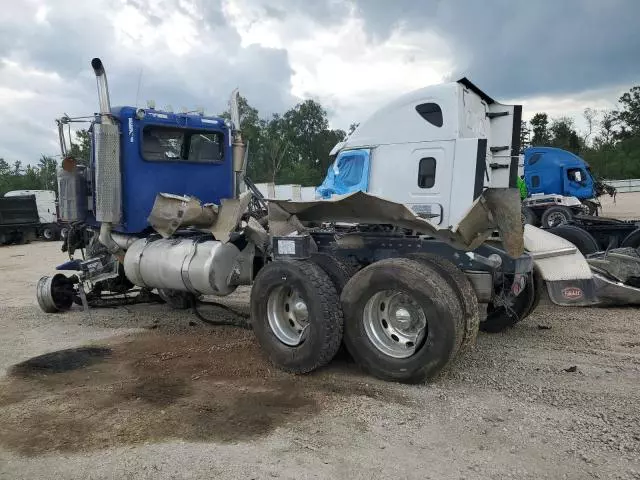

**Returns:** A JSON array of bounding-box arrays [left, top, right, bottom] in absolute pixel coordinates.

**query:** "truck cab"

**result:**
[[319, 78, 522, 227], [523, 147, 595, 200], [60, 106, 234, 234]]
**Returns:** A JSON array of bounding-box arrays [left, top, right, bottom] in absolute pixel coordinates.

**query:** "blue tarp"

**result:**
[[316, 149, 370, 199]]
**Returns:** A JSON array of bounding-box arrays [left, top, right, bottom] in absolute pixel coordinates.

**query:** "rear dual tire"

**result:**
[[250, 257, 477, 383], [341, 258, 473, 383]]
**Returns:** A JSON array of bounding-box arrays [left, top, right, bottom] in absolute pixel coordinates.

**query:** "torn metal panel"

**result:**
[[209, 192, 252, 243], [267, 189, 525, 257], [455, 188, 524, 257], [148, 193, 218, 238], [148, 193, 252, 244], [244, 216, 270, 251], [587, 248, 640, 285], [267, 202, 307, 237]]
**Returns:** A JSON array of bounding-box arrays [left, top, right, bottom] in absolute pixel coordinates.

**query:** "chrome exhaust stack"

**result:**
[[91, 57, 123, 257], [91, 58, 113, 121], [229, 89, 247, 198]]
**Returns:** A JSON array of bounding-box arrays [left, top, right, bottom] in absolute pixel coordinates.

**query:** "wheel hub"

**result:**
[[363, 290, 427, 358], [267, 285, 309, 346]]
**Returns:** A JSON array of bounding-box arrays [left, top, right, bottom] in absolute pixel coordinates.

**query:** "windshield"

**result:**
[[142, 126, 224, 163]]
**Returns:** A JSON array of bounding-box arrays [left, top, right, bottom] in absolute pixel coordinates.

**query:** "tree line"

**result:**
[[0, 132, 89, 196], [221, 97, 348, 186], [1, 83, 639, 197], [521, 85, 640, 179]]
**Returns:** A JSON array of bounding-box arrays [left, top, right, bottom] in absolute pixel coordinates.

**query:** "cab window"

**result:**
[[142, 126, 224, 163], [567, 168, 586, 184], [418, 157, 437, 188]]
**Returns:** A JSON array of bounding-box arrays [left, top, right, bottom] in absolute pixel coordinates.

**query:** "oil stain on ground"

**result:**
[[0, 328, 411, 456]]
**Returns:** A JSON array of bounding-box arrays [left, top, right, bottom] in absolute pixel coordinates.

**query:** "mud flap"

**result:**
[[545, 279, 599, 306], [523, 225, 599, 306]]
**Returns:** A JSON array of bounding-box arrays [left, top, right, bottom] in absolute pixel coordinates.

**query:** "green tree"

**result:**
[[583, 108, 598, 146], [260, 115, 293, 184], [612, 86, 640, 139], [520, 120, 531, 152], [280, 99, 345, 185], [68, 129, 91, 165], [38, 156, 58, 193], [549, 117, 583, 154], [581, 85, 640, 180], [530, 113, 551, 146]]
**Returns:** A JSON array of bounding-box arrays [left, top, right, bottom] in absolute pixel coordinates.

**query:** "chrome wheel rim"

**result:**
[[363, 290, 427, 358], [267, 285, 309, 346]]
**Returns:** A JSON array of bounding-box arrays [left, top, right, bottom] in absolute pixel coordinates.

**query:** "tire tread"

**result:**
[[341, 257, 464, 383], [251, 260, 343, 374]]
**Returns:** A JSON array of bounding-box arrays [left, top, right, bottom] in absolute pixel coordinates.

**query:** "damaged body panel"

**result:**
[[524, 225, 640, 306], [267, 189, 524, 258]]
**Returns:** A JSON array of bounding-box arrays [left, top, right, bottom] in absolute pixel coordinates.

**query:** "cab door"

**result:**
[[368, 141, 454, 226]]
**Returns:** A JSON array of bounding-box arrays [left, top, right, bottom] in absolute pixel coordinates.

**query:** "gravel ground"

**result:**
[[0, 240, 639, 480], [599, 192, 640, 220]]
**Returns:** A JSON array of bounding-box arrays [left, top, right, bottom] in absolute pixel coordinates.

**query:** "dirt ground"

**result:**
[[599, 192, 639, 220], [1, 200, 639, 479]]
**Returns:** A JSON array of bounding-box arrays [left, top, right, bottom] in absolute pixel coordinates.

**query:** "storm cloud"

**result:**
[[0, 0, 638, 164], [351, 0, 640, 97]]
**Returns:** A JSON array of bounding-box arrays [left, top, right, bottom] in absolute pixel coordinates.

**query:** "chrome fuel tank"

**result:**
[[123, 237, 240, 296]]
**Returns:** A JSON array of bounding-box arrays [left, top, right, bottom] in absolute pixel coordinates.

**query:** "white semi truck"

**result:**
[[322, 79, 639, 309]]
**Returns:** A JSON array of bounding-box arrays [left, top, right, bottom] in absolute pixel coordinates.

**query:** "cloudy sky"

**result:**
[[1, 0, 639, 165]]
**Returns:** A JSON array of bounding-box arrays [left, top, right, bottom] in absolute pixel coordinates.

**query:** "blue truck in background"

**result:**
[[524, 147, 596, 201], [519, 147, 640, 255], [521, 146, 617, 228]]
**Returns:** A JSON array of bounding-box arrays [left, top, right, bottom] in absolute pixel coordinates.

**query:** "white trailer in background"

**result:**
[[4, 190, 60, 240], [300, 186, 316, 201], [254, 183, 319, 201]]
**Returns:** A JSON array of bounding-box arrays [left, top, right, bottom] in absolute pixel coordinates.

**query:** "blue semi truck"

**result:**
[[519, 147, 640, 254], [35, 58, 549, 383], [521, 146, 617, 228]]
